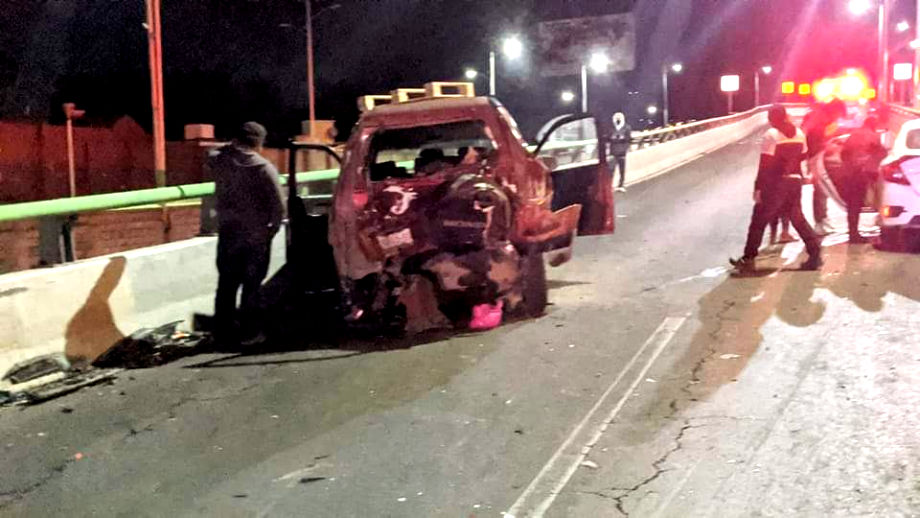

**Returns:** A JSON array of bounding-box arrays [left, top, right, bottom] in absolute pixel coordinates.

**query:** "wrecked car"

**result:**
[[286, 82, 614, 333]]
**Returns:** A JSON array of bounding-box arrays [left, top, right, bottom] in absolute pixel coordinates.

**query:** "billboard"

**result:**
[[536, 13, 636, 77]]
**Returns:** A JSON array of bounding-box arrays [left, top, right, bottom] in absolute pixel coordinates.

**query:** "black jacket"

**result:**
[[609, 123, 632, 155], [211, 145, 285, 240]]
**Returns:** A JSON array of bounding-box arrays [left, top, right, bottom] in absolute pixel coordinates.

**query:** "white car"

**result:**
[[878, 118, 920, 251]]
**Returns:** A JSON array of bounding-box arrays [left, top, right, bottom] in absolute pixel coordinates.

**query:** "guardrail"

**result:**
[[0, 105, 787, 226]]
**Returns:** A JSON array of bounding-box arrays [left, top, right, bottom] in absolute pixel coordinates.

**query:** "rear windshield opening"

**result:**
[[906, 129, 920, 149], [368, 120, 495, 181]]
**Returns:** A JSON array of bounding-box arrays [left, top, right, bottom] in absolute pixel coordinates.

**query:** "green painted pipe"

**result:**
[[0, 168, 341, 223]]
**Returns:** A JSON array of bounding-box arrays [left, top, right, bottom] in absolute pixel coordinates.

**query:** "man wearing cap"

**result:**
[[211, 121, 284, 343]]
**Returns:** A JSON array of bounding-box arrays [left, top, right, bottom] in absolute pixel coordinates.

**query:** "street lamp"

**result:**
[[755, 65, 773, 107], [897, 19, 910, 32], [848, 0, 892, 103], [304, 1, 341, 140], [661, 62, 683, 126], [580, 51, 610, 112], [560, 90, 576, 103], [489, 35, 523, 96], [647, 105, 659, 115], [464, 68, 479, 80]]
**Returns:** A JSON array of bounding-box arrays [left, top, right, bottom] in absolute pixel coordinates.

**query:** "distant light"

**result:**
[[848, 0, 872, 16], [866, 87, 877, 99], [815, 80, 836, 100], [898, 20, 910, 33], [798, 83, 812, 96], [720, 74, 740, 93], [588, 52, 610, 74], [781, 81, 796, 94], [911, 39, 920, 49], [464, 68, 478, 80], [502, 36, 524, 60], [761, 65, 773, 75], [893, 62, 913, 81], [647, 105, 659, 115], [560, 90, 576, 103], [846, 67, 858, 75], [671, 63, 683, 73]]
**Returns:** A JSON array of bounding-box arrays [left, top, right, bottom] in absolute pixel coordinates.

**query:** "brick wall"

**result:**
[[0, 204, 202, 275]]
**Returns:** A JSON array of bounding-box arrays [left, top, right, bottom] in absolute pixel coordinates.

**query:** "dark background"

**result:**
[[0, 0, 916, 142]]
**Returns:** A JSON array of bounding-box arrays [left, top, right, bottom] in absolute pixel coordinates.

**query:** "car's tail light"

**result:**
[[881, 160, 911, 185], [881, 205, 905, 218]]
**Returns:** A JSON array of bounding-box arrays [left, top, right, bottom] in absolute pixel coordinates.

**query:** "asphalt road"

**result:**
[[3, 134, 920, 517]]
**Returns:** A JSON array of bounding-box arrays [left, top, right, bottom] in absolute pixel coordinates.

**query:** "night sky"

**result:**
[[0, 0, 916, 142]]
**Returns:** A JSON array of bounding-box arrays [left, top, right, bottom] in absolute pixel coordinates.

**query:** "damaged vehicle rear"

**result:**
[[287, 83, 613, 334]]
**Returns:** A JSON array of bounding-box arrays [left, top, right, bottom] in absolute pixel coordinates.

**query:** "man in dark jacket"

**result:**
[[840, 117, 886, 243], [211, 121, 285, 341], [609, 112, 632, 192], [730, 105, 822, 273]]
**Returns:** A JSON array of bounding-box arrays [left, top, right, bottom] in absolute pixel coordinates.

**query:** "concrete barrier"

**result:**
[[0, 233, 285, 376], [626, 110, 768, 185]]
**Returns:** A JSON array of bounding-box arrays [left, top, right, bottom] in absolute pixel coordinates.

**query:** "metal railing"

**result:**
[[0, 105, 786, 226]]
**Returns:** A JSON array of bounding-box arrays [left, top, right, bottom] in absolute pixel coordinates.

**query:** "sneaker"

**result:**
[[848, 234, 870, 244], [729, 256, 756, 274], [800, 255, 823, 271], [615, 186, 627, 193]]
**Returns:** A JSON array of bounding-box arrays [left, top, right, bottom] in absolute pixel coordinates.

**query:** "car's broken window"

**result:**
[[368, 120, 495, 181]]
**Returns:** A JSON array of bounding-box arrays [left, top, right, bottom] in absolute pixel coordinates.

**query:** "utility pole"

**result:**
[[145, 0, 166, 187], [878, 0, 892, 103], [489, 51, 496, 96], [63, 103, 85, 197], [914, 0, 920, 106], [306, 0, 316, 139]]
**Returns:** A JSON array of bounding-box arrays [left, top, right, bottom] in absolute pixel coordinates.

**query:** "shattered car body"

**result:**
[[288, 89, 612, 333]]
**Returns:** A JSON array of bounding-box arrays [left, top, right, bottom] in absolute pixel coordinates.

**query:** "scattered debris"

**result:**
[[645, 378, 657, 383], [93, 321, 209, 369], [580, 460, 600, 469], [2, 354, 69, 385], [719, 353, 741, 360], [397, 497, 407, 502], [299, 477, 325, 485], [60, 406, 74, 414], [74, 452, 84, 460], [513, 429, 524, 435]]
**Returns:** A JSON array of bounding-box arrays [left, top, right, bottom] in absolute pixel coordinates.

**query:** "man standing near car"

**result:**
[[731, 105, 822, 273], [803, 99, 846, 235], [609, 112, 632, 192], [840, 117, 886, 243], [211, 121, 285, 344]]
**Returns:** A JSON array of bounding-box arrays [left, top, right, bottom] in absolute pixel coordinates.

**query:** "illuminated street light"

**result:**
[[755, 65, 773, 107], [588, 52, 610, 74], [489, 35, 525, 96], [647, 105, 659, 115], [662, 62, 683, 125], [848, 0, 872, 15], [898, 20, 910, 32], [502, 36, 524, 60], [464, 68, 478, 80], [560, 90, 576, 103]]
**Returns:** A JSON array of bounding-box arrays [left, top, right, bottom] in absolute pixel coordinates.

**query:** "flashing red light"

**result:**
[[798, 83, 811, 95]]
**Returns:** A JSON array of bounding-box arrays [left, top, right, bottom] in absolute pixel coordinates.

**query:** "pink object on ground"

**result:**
[[469, 301, 503, 330]]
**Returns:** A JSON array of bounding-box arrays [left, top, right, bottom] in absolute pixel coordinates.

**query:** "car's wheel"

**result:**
[[518, 252, 547, 317], [878, 226, 904, 252]]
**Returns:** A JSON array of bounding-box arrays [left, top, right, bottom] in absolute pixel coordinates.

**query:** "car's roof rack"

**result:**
[[357, 82, 476, 112]]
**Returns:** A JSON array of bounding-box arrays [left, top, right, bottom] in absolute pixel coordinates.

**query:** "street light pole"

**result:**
[[489, 51, 496, 96], [580, 64, 588, 112], [879, 0, 892, 103], [305, 0, 316, 139], [661, 66, 670, 126], [145, 0, 166, 187]]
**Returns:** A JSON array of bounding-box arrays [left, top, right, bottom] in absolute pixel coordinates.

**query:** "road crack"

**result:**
[[605, 418, 702, 517]]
